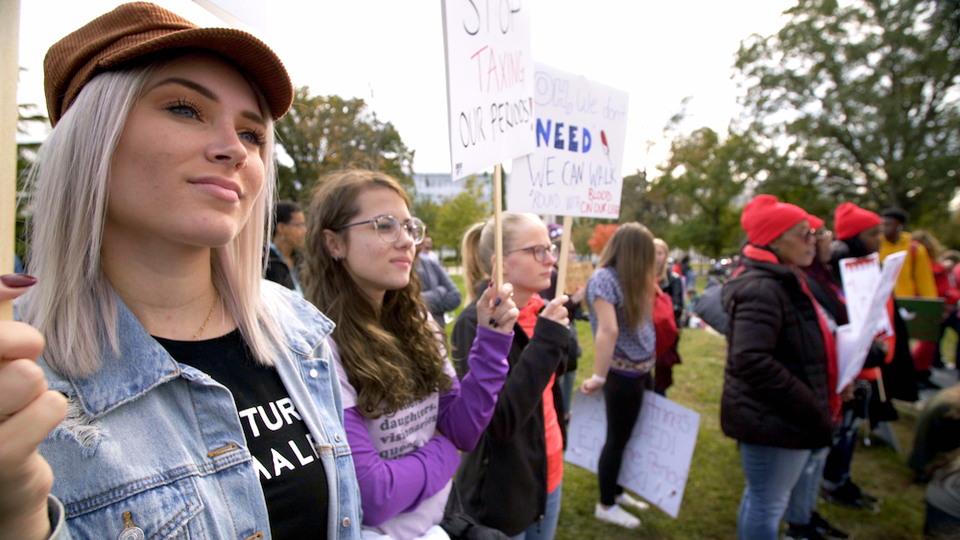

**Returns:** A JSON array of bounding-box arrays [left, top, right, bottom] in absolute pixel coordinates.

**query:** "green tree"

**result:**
[[654, 127, 749, 258], [275, 86, 415, 202], [735, 0, 960, 233], [433, 176, 489, 257], [15, 102, 48, 261]]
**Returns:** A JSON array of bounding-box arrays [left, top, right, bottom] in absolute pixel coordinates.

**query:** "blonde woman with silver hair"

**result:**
[[0, 3, 361, 539]]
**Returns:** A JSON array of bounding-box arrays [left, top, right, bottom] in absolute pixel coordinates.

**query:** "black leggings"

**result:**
[[598, 371, 648, 505]]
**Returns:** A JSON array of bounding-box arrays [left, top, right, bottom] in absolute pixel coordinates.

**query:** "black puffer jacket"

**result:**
[[451, 296, 568, 536], [720, 255, 833, 449]]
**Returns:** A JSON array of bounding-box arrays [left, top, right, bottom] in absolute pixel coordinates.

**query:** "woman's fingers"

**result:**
[[0, 275, 37, 304], [0, 360, 50, 422], [0, 322, 45, 363], [0, 389, 67, 460]]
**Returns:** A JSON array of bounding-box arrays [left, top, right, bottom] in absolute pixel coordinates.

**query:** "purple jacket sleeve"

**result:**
[[437, 325, 513, 451], [343, 407, 461, 527]]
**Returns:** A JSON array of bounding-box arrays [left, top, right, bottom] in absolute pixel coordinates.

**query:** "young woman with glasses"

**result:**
[[452, 214, 570, 540], [301, 170, 519, 540]]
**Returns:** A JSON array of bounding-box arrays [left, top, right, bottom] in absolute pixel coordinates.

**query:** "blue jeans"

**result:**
[[738, 443, 811, 540], [511, 481, 562, 540], [784, 446, 829, 525]]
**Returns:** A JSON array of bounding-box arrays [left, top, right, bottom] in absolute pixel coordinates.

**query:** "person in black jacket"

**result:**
[[452, 214, 570, 540], [722, 195, 836, 540], [266, 200, 305, 294]]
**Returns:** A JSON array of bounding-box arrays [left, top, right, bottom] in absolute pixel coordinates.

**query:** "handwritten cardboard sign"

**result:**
[[507, 63, 629, 218], [836, 251, 907, 392], [563, 261, 594, 293], [565, 390, 700, 518], [441, 0, 536, 181]]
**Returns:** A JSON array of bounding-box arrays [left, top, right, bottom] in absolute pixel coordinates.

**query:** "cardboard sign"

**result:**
[[441, 0, 536, 180], [507, 63, 629, 218], [563, 261, 594, 294], [565, 390, 700, 519], [836, 251, 907, 392]]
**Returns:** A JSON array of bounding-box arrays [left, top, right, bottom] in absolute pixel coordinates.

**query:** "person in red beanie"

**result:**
[[721, 195, 837, 540], [822, 202, 908, 513]]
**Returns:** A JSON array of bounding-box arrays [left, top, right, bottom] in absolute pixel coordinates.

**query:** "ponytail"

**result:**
[[461, 222, 486, 304]]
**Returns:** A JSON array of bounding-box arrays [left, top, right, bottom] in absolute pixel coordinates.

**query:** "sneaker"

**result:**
[[784, 524, 827, 540], [594, 503, 641, 529], [615, 492, 650, 511], [810, 511, 849, 539]]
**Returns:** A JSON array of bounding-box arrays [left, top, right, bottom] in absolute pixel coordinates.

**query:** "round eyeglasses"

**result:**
[[337, 215, 426, 245], [505, 244, 558, 262]]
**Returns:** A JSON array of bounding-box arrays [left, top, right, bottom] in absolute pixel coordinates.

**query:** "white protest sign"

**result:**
[[507, 63, 629, 218], [441, 0, 536, 180], [565, 390, 700, 518], [192, 0, 268, 32], [839, 253, 880, 334], [836, 251, 907, 392]]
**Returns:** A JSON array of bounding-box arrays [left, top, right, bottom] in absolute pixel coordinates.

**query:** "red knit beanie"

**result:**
[[834, 202, 881, 240], [808, 214, 825, 230], [741, 195, 811, 246]]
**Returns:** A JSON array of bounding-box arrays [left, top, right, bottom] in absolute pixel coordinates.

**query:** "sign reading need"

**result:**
[[508, 63, 629, 219]]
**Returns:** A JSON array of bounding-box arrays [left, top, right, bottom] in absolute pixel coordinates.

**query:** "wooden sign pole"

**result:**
[[555, 215, 573, 297], [0, 0, 20, 321], [493, 164, 503, 287]]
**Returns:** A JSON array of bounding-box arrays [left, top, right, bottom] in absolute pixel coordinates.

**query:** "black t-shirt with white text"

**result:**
[[155, 330, 329, 540]]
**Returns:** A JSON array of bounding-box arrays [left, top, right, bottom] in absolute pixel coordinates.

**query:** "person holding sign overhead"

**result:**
[[301, 170, 518, 540], [721, 195, 836, 540], [0, 4, 363, 539], [580, 223, 657, 530], [453, 214, 570, 540]]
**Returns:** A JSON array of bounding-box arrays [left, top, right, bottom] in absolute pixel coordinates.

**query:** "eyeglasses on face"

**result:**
[[336, 215, 426, 245], [505, 244, 558, 262]]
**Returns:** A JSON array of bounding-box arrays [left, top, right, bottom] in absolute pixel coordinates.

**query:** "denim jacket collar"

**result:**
[[70, 281, 334, 418]]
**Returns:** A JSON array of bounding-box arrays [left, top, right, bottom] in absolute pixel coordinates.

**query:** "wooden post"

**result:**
[[0, 0, 20, 321], [555, 215, 573, 297], [494, 164, 503, 287]]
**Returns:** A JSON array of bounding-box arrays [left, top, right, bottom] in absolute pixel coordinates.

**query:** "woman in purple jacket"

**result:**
[[301, 170, 519, 540]]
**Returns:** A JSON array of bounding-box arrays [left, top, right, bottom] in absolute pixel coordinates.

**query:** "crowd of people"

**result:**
[[1, 4, 959, 540]]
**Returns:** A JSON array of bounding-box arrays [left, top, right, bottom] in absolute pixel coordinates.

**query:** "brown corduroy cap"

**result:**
[[44, 2, 293, 126]]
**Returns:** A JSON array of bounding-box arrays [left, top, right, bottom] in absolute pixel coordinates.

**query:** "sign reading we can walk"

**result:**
[[508, 63, 629, 218], [441, 0, 536, 180]]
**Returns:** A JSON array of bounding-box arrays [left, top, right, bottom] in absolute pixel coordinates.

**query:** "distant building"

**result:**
[[413, 172, 493, 204]]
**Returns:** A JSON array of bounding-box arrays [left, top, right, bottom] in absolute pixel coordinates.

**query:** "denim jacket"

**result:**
[[27, 281, 361, 540]]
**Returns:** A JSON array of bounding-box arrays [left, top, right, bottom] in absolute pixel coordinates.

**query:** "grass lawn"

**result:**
[[444, 274, 926, 539]]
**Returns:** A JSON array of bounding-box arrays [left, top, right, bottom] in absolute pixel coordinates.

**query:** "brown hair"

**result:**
[[912, 230, 944, 261], [301, 169, 451, 418], [460, 213, 545, 304], [596, 222, 656, 329]]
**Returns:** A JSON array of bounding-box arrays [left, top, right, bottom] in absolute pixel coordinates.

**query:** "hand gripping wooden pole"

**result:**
[[0, 0, 21, 321]]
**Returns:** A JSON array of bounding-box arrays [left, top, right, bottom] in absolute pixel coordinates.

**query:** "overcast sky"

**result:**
[[17, 0, 797, 176]]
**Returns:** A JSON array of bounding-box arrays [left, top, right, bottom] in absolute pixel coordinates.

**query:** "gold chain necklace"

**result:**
[[192, 290, 220, 340]]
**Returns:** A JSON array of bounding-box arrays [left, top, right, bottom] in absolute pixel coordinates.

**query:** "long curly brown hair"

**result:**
[[301, 170, 451, 418]]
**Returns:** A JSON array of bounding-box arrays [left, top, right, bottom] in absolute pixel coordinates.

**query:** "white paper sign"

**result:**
[[836, 251, 908, 392], [507, 63, 629, 218], [839, 253, 880, 334], [565, 390, 700, 518], [441, 0, 536, 180], [192, 0, 268, 32]]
